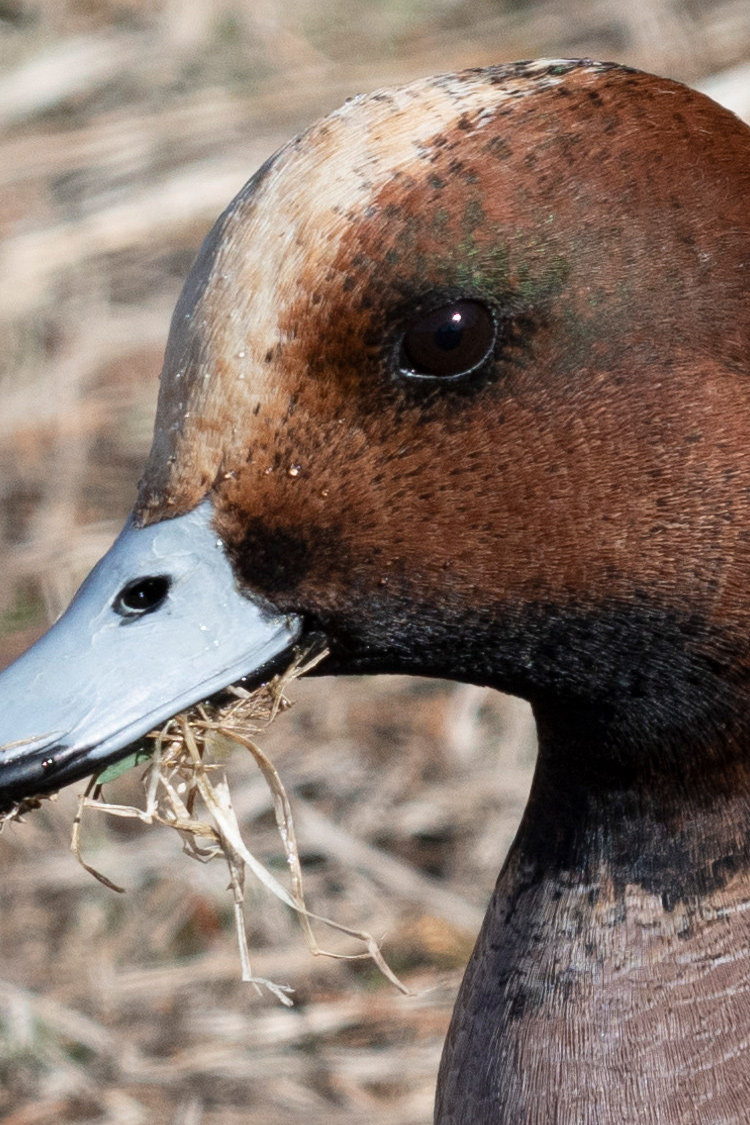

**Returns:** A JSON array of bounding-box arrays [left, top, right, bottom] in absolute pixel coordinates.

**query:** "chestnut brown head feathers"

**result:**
[[141, 61, 750, 747]]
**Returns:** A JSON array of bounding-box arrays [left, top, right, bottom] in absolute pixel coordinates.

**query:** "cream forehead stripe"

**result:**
[[139, 60, 607, 516]]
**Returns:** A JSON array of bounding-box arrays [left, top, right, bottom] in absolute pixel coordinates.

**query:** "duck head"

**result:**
[[1, 57, 750, 808]]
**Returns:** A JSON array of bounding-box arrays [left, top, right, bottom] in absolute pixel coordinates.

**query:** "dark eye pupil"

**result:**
[[434, 318, 464, 352], [401, 300, 495, 378], [114, 576, 170, 617]]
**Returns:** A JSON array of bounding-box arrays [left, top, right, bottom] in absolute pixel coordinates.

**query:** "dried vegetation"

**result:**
[[0, 2, 748, 1122]]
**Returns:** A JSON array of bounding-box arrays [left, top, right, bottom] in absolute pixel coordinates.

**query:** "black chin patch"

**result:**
[[309, 591, 746, 762], [235, 518, 315, 594]]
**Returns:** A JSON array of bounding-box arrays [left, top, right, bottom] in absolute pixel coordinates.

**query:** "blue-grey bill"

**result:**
[[0, 501, 301, 808]]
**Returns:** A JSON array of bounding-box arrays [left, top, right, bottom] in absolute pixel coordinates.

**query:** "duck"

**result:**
[[2, 57, 750, 1123]]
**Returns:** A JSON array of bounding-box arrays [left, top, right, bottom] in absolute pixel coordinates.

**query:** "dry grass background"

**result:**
[[0, 2, 749, 1123]]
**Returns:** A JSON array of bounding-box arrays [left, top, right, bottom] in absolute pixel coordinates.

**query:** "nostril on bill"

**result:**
[[113, 575, 171, 618]]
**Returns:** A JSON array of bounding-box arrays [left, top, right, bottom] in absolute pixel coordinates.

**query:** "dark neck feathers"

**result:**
[[437, 703, 750, 1124]]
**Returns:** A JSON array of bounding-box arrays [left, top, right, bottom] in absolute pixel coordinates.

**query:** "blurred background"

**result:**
[[1, 3, 749, 1123]]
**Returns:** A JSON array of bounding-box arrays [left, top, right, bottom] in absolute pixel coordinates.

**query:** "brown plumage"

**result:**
[[4, 58, 750, 1122]]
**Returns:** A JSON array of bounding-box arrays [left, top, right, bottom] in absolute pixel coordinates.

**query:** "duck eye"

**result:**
[[400, 300, 496, 379], [113, 576, 171, 618]]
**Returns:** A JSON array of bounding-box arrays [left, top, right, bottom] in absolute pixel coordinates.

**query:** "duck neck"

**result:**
[[437, 704, 750, 1125]]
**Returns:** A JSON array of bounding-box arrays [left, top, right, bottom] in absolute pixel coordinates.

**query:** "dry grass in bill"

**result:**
[[0, 644, 409, 1006]]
